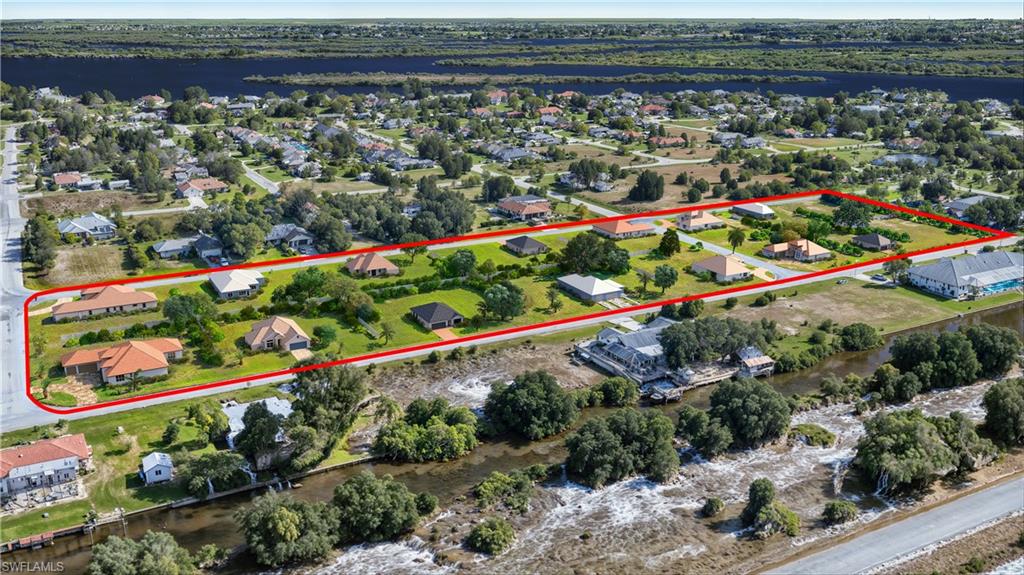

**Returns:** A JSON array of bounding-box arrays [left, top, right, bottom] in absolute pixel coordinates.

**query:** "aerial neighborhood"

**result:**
[[1, 16, 1023, 575]]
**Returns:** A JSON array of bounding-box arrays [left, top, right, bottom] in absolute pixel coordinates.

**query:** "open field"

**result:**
[[20, 190, 187, 217]]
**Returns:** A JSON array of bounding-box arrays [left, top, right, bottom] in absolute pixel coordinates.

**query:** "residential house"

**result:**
[[691, 255, 752, 283], [731, 203, 776, 220], [536, 106, 562, 116], [409, 302, 464, 330], [60, 339, 184, 384], [761, 239, 832, 262], [57, 212, 118, 240], [592, 219, 655, 240], [677, 210, 725, 231], [557, 274, 625, 302], [735, 346, 776, 378], [852, 233, 894, 251], [194, 232, 224, 259], [346, 253, 400, 277], [52, 171, 82, 188], [487, 89, 508, 104], [503, 235, 549, 257], [139, 452, 173, 485], [223, 397, 293, 450], [574, 317, 678, 384], [209, 269, 266, 299], [151, 237, 196, 259], [243, 316, 311, 351], [496, 195, 552, 221], [51, 285, 158, 321], [265, 224, 315, 250], [907, 251, 1023, 300], [176, 177, 228, 199], [0, 434, 92, 499], [945, 195, 989, 220]]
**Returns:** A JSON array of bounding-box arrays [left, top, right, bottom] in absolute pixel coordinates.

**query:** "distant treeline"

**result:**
[[243, 71, 827, 87]]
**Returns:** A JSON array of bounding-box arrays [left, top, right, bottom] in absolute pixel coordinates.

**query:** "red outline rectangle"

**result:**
[[23, 190, 1014, 414]]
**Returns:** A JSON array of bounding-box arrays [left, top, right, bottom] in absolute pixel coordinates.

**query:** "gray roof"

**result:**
[[57, 212, 116, 234], [852, 233, 892, 249], [224, 397, 293, 444], [141, 452, 172, 472], [909, 251, 1023, 289], [410, 302, 463, 324], [597, 317, 677, 357], [193, 232, 223, 252], [152, 236, 195, 253], [557, 274, 624, 297], [947, 195, 988, 212], [505, 235, 547, 252], [266, 223, 312, 243]]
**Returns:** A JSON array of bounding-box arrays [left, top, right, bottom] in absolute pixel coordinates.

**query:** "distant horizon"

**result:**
[[4, 1, 1024, 21]]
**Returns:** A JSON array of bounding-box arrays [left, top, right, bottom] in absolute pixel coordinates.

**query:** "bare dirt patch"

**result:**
[[21, 190, 182, 217]]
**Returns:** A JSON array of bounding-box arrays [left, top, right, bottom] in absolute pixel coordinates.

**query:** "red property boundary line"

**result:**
[[24, 189, 1014, 414]]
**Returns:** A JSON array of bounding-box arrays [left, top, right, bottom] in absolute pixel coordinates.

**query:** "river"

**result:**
[[7, 302, 1022, 573], [2, 55, 1023, 102]]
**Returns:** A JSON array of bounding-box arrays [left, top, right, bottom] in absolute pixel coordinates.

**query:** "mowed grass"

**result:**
[[0, 385, 287, 542]]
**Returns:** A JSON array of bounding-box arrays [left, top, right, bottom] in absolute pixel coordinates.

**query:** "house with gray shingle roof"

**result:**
[[907, 251, 1023, 300], [57, 212, 117, 240]]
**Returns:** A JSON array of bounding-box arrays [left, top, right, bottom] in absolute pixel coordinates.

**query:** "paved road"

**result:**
[[768, 476, 1024, 575], [243, 163, 280, 195]]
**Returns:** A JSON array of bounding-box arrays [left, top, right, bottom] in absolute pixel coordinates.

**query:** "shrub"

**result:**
[[789, 423, 836, 447], [822, 500, 859, 525], [415, 492, 438, 516], [701, 497, 725, 518], [595, 377, 639, 407], [465, 517, 515, 555]]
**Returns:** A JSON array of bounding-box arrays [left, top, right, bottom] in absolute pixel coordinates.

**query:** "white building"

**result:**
[[0, 435, 91, 499], [907, 251, 1023, 300], [222, 397, 293, 450], [139, 452, 174, 485]]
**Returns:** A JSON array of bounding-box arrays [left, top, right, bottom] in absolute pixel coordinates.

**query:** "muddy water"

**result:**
[[10, 303, 1022, 573]]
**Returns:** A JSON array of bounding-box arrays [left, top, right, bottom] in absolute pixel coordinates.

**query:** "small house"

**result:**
[[677, 210, 725, 232], [209, 269, 266, 299], [243, 316, 310, 351], [503, 235, 549, 257], [851, 233, 893, 251], [139, 452, 174, 485], [592, 220, 655, 240], [409, 302, 464, 330], [691, 255, 752, 283], [731, 203, 776, 220], [557, 274, 624, 302], [346, 253, 400, 277]]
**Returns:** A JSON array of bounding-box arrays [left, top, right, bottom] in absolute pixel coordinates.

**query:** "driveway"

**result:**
[[432, 328, 458, 341]]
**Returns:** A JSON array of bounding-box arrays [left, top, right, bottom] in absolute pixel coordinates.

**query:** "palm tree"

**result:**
[[381, 322, 396, 345], [727, 228, 746, 254], [636, 269, 653, 296]]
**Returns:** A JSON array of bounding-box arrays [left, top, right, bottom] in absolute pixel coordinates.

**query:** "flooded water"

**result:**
[[7, 303, 1022, 573]]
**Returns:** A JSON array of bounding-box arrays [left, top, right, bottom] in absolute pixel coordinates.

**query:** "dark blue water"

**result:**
[[2, 56, 1022, 102]]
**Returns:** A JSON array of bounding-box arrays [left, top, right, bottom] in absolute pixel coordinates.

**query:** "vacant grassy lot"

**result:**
[[21, 190, 187, 217]]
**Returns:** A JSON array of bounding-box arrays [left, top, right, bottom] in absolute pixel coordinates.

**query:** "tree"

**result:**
[[23, 214, 59, 270], [178, 451, 249, 498], [226, 222, 265, 259], [465, 517, 515, 555], [162, 421, 180, 445], [964, 324, 1022, 377], [381, 322, 397, 344], [833, 200, 873, 229], [373, 398, 478, 462], [565, 408, 679, 488], [479, 282, 526, 321], [839, 323, 882, 351], [545, 284, 563, 312], [653, 265, 678, 294], [628, 170, 665, 202], [678, 299, 704, 319], [482, 175, 517, 201], [932, 331, 981, 388], [333, 471, 422, 544], [635, 269, 653, 296], [162, 292, 217, 329], [234, 401, 283, 459], [727, 227, 746, 254], [442, 249, 477, 278], [709, 379, 791, 449], [822, 500, 859, 525], [596, 377, 639, 407], [983, 379, 1024, 445], [485, 371, 579, 440], [292, 364, 367, 439], [235, 492, 338, 567], [658, 230, 681, 256], [882, 258, 910, 284], [89, 531, 198, 575], [854, 409, 958, 492], [741, 478, 775, 525]]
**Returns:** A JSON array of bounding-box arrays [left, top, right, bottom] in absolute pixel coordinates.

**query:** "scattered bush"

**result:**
[[465, 517, 515, 555]]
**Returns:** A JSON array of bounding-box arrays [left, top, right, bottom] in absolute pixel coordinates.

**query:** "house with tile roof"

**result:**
[[51, 285, 158, 321], [592, 219, 656, 240], [677, 210, 725, 232], [176, 177, 228, 199], [0, 434, 92, 499], [691, 255, 753, 283], [52, 171, 82, 188], [56, 212, 118, 240], [908, 251, 1023, 300], [346, 253, 400, 277], [61, 339, 183, 384], [761, 239, 832, 262], [209, 269, 266, 299], [243, 316, 311, 351], [496, 195, 552, 221]]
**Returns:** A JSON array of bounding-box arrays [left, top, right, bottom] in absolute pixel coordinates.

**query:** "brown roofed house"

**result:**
[[346, 253, 400, 277], [592, 219, 656, 240], [761, 239, 832, 262], [496, 195, 552, 221], [51, 285, 159, 322], [244, 316, 311, 352], [0, 434, 92, 497], [53, 171, 82, 187], [176, 177, 229, 199], [691, 255, 753, 283], [61, 338, 183, 384]]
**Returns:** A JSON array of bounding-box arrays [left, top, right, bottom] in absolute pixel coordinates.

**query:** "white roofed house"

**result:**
[[731, 203, 776, 220], [209, 269, 266, 299], [557, 274, 625, 302], [56, 212, 118, 240], [139, 452, 174, 485]]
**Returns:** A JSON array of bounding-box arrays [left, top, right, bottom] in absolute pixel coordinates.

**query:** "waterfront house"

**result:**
[[139, 452, 174, 485], [223, 397, 293, 450], [907, 251, 1023, 300], [0, 434, 92, 500]]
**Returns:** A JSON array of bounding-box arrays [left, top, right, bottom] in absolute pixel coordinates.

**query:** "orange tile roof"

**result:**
[[53, 172, 82, 186], [693, 255, 748, 277], [789, 239, 830, 257], [497, 197, 551, 216], [52, 285, 158, 316], [593, 219, 654, 235], [679, 210, 722, 226], [346, 253, 399, 275], [61, 339, 182, 377], [0, 434, 91, 477], [537, 106, 562, 115], [177, 177, 228, 192]]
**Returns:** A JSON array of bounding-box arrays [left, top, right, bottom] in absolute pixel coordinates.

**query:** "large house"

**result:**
[[575, 317, 677, 383], [761, 239, 832, 262], [52, 171, 82, 188], [592, 220, 655, 240], [945, 195, 988, 220], [557, 274, 624, 302], [677, 210, 725, 232], [410, 302, 464, 330], [692, 255, 752, 283], [51, 285, 158, 321], [139, 452, 174, 485], [223, 397, 293, 450], [496, 195, 552, 221], [346, 253, 400, 277], [907, 251, 1023, 300], [60, 339, 184, 384], [266, 224, 315, 250], [0, 434, 92, 499], [56, 212, 118, 240], [152, 232, 223, 259], [503, 235, 549, 257], [243, 316, 311, 351], [209, 269, 266, 299], [175, 177, 228, 199], [731, 203, 776, 220]]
